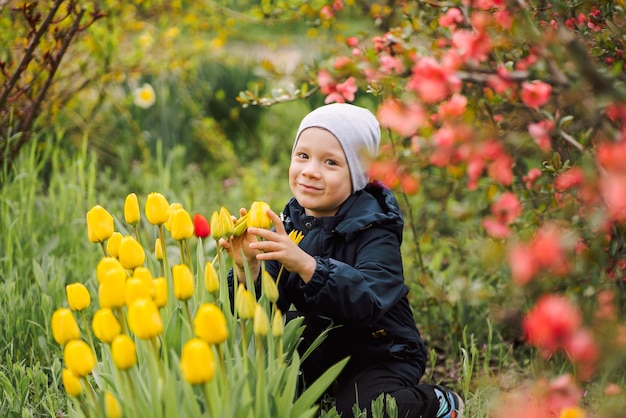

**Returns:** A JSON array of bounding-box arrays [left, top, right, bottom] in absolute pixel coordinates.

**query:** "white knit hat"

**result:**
[[293, 103, 381, 192]]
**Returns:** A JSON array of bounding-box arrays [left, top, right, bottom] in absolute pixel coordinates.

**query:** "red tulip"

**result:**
[[193, 214, 211, 239]]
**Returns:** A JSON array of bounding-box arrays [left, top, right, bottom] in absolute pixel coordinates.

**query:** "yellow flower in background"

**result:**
[[62, 369, 83, 397], [272, 308, 284, 338], [98, 270, 126, 309], [133, 267, 155, 297], [172, 264, 194, 301], [128, 298, 163, 339], [111, 334, 137, 370], [118, 236, 145, 270], [66, 283, 91, 311], [204, 261, 219, 294], [86, 205, 114, 243], [247, 201, 272, 230], [165, 203, 183, 231], [559, 407, 586, 418], [133, 83, 156, 109], [288, 229, 305, 245], [193, 303, 228, 345], [63, 339, 95, 377], [92, 308, 121, 344], [180, 338, 215, 384], [107, 232, 123, 258], [145, 192, 170, 225], [152, 277, 167, 308], [155, 238, 164, 260], [96, 257, 126, 285], [105, 391, 122, 418], [124, 277, 152, 306], [253, 304, 269, 337], [170, 208, 194, 241], [235, 284, 255, 320], [124, 193, 140, 226], [261, 270, 278, 303], [52, 308, 80, 345], [210, 207, 234, 241]]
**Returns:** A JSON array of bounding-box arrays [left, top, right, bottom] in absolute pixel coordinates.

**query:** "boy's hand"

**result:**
[[247, 210, 316, 283]]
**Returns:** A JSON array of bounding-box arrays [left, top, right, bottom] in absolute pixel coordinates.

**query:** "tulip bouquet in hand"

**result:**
[[51, 193, 346, 418]]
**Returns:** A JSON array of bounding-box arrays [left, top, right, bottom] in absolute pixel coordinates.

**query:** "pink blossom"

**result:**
[[320, 5, 334, 19], [508, 244, 538, 285], [377, 99, 427, 138], [555, 167, 584, 191], [346, 36, 359, 48], [487, 153, 514, 186], [332, 0, 343, 11], [523, 295, 582, 356], [439, 8, 464, 27], [487, 65, 514, 95], [438, 94, 468, 120], [521, 80, 552, 108], [482, 217, 511, 238], [563, 329, 599, 379], [493, 10, 513, 29], [407, 57, 458, 103], [452, 30, 492, 63], [523, 167, 543, 189], [492, 192, 522, 223], [379, 55, 404, 74], [596, 139, 626, 172], [600, 172, 626, 221], [528, 120, 554, 152], [466, 156, 484, 190], [333, 56, 353, 70]]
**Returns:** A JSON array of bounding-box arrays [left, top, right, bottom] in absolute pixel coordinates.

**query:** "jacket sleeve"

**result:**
[[300, 225, 408, 326]]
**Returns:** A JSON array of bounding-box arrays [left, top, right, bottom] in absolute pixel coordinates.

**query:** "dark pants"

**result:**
[[334, 364, 440, 418]]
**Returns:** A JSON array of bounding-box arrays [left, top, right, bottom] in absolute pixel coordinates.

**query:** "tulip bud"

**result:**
[[62, 369, 83, 397], [111, 334, 137, 370], [124, 193, 141, 226], [180, 338, 215, 384], [128, 298, 163, 339], [107, 232, 123, 258], [155, 238, 164, 260], [247, 201, 272, 230], [193, 303, 229, 345], [235, 284, 255, 320], [272, 308, 284, 338], [253, 304, 269, 337], [145, 192, 170, 225], [261, 270, 279, 303], [193, 213, 211, 239], [288, 229, 305, 245], [118, 236, 145, 270], [92, 308, 121, 344], [125, 277, 152, 306], [164, 203, 184, 231], [66, 283, 91, 311], [98, 270, 126, 309], [96, 257, 126, 285], [210, 211, 221, 241], [51, 308, 80, 345], [63, 339, 95, 377], [133, 267, 155, 297], [105, 391, 123, 418], [204, 261, 219, 294], [86, 205, 114, 243], [170, 208, 194, 241], [232, 213, 249, 237], [152, 277, 168, 308], [211, 207, 234, 240], [172, 264, 194, 301]]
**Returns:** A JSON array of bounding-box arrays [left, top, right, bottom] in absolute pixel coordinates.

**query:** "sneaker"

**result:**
[[433, 386, 464, 418]]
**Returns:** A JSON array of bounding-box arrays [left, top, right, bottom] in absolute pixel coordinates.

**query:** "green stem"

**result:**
[[133, 225, 140, 243], [100, 241, 108, 257], [203, 382, 215, 417], [115, 307, 128, 335], [178, 240, 186, 265], [81, 376, 104, 418]]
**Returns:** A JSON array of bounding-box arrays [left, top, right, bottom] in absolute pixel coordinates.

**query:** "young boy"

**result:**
[[229, 103, 464, 417]]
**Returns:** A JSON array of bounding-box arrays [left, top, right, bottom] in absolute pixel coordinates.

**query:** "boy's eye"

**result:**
[[296, 152, 309, 159], [325, 159, 338, 166]]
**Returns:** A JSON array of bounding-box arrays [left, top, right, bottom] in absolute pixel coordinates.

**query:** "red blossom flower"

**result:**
[[438, 94, 468, 120], [377, 99, 427, 138], [555, 167, 584, 191], [523, 167, 543, 189], [521, 80, 552, 108], [407, 57, 461, 103], [439, 8, 464, 28], [452, 29, 492, 64], [563, 328, 599, 380], [528, 120, 554, 152], [193, 214, 211, 239]]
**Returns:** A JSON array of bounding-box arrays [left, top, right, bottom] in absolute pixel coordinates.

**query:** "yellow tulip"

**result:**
[[63, 339, 95, 377], [96, 257, 126, 285], [128, 298, 163, 339], [86, 205, 114, 243], [165, 203, 183, 231], [193, 303, 229, 345], [170, 208, 194, 241], [62, 368, 83, 397], [118, 236, 145, 270], [145, 192, 170, 225], [111, 334, 137, 370], [66, 283, 91, 311], [261, 270, 279, 303], [247, 201, 272, 230], [107, 232, 123, 258], [124, 193, 140, 226], [98, 270, 126, 309], [559, 407, 586, 418], [125, 277, 152, 306], [133, 267, 155, 297], [204, 261, 219, 294], [51, 308, 80, 345], [210, 207, 234, 240], [235, 284, 255, 320], [253, 304, 269, 337], [288, 229, 305, 245], [172, 264, 194, 301], [272, 308, 283, 338], [105, 391, 123, 418], [180, 338, 215, 384], [155, 238, 164, 260], [92, 308, 121, 344], [152, 277, 167, 308]]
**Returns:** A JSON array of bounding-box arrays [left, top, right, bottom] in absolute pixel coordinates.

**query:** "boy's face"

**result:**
[[289, 127, 352, 218]]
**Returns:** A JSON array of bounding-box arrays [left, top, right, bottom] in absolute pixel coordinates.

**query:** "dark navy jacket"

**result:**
[[265, 181, 427, 386]]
